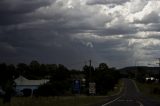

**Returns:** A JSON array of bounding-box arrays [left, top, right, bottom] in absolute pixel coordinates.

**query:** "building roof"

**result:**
[[14, 76, 49, 86]]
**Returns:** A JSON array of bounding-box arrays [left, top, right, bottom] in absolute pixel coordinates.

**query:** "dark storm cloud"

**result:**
[[91, 38, 134, 67], [0, 0, 160, 69], [0, 0, 52, 14], [0, 24, 96, 69], [0, 0, 52, 25], [94, 26, 137, 36]]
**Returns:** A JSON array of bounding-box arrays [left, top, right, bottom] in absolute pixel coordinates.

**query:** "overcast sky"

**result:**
[[0, 0, 160, 69]]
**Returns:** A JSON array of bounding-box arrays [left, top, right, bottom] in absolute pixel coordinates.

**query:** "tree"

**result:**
[[98, 63, 108, 71], [0, 63, 7, 86], [0, 63, 15, 103], [136, 67, 146, 83], [47, 64, 57, 76], [7, 64, 17, 79], [0, 63, 15, 87], [83, 65, 94, 82], [83, 63, 120, 95], [29, 60, 40, 79], [37, 64, 72, 96], [17, 63, 29, 77], [3, 80, 15, 103], [39, 64, 48, 78]]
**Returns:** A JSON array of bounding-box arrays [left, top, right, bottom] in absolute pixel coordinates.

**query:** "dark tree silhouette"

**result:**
[[0, 61, 121, 96], [83, 63, 120, 95]]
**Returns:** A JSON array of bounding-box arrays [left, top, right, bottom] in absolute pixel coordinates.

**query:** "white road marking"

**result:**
[[118, 99, 134, 102], [118, 99, 144, 106], [136, 100, 144, 106], [101, 79, 144, 106], [102, 98, 144, 106], [132, 80, 140, 93], [101, 95, 122, 106], [101, 79, 125, 106]]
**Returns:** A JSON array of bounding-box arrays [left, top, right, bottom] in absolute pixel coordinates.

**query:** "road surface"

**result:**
[[101, 79, 160, 106]]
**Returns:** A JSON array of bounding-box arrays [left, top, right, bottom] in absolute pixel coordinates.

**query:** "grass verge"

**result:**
[[136, 81, 160, 100], [0, 96, 108, 106], [0, 80, 123, 106], [107, 79, 124, 96]]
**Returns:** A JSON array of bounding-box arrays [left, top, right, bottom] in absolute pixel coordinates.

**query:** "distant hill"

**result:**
[[119, 66, 160, 74]]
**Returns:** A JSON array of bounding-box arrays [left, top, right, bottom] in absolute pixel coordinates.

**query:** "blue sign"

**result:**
[[73, 80, 80, 92]]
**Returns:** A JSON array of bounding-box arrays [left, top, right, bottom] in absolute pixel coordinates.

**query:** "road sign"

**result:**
[[73, 80, 80, 93], [89, 82, 96, 94]]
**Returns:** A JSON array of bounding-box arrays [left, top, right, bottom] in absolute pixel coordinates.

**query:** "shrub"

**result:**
[[152, 87, 160, 95], [21, 89, 32, 97]]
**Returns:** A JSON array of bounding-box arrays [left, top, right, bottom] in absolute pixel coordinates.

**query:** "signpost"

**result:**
[[73, 80, 81, 94], [89, 82, 96, 95]]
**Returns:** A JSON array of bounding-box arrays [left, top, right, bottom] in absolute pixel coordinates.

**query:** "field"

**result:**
[[136, 81, 160, 100], [107, 79, 124, 96], [0, 96, 109, 106], [0, 80, 123, 106]]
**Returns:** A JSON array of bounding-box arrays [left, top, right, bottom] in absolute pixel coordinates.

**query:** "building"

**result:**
[[14, 76, 49, 95]]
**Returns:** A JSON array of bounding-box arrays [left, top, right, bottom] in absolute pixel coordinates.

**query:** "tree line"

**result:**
[[0, 60, 121, 98]]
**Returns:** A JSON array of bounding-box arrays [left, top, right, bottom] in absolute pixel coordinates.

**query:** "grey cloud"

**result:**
[[147, 23, 160, 32], [87, 0, 129, 5], [92, 39, 134, 67], [0, 0, 160, 69], [95, 24, 138, 36], [0, 0, 51, 14], [0, 0, 52, 25], [129, 1, 147, 13], [134, 11, 160, 24], [0, 26, 96, 69], [103, 26, 137, 35], [0, 42, 16, 53]]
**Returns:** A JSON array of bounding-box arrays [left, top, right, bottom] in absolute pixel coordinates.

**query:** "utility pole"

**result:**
[[135, 60, 137, 79], [156, 58, 160, 82], [156, 58, 160, 67], [89, 59, 92, 82], [89, 60, 91, 67], [88, 59, 96, 95], [84, 60, 87, 66]]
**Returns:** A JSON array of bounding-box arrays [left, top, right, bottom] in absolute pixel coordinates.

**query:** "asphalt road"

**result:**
[[101, 79, 160, 106]]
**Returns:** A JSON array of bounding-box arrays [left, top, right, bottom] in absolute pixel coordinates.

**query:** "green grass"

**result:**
[[0, 80, 123, 106], [107, 80, 124, 96], [0, 96, 108, 106], [136, 81, 160, 100]]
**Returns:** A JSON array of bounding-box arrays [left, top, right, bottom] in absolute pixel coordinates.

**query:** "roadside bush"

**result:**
[[35, 84, 53, 96], [21, 89, 32, 97], [152, 87, 160, 95]]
